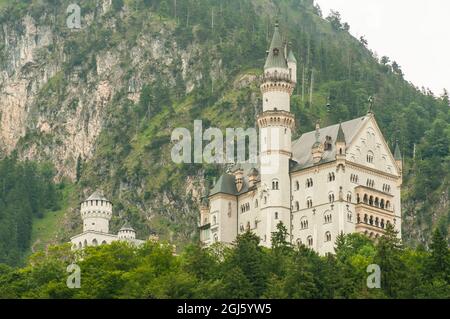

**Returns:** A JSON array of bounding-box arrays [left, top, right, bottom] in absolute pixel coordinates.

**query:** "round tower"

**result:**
[[258, 21, 296, 246], [118, 221, 136, 240], [80, 190, 112, 233]]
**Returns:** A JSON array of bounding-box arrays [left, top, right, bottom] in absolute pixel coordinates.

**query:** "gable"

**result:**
[[346, 115, 400, 176]]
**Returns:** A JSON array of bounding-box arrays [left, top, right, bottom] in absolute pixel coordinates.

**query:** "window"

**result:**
[[264, 197, 267, 204], [383, 184, 391, 193], [366, 179, 375, 188], [240, 224, 245, 232], [328, 172, 335, 182], [272, 179, 279, 190], [347, 212, 353, 222], [295, 181, 300, 190], [306, 178, 313, 188], [255, 199, 258, 208], [295, 201, 300, 211], [307, 236, 313, 247], [300, 217, 308, 229], [213, 216, 217, 225], [347, 193, 352, 202], [324, 211, 332, 224], [350, 174, 359, 183], [325, 231, 332, 242], [306, 198, 313, 208], [328, 193, 335, 203], [367, 151, 374, 163], [214, 234, 219, 242], [275, 212, 279, 220]]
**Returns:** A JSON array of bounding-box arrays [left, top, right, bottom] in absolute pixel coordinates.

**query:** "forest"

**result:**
[[0, 156, 59, 266], [0, 224, 448, 299]]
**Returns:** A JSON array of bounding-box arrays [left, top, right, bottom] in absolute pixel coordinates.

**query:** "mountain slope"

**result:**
[[0, 0, 448, 250]]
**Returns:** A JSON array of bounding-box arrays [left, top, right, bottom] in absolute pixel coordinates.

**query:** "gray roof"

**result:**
[[264, 22, 288, 70], [209, 116, 371, 195], [210, 163, 259, 196], [287, 48, 297, 63], [336, 122, 346, 143], [120, 220, 135, 232], [394, 143, 402, 160], [86, 190, 109, 202], [292, 115, 369, 170]]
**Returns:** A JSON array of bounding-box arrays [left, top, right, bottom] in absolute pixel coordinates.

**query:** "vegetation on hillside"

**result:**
[[0, 156, 60, 266], [0, 225, 448, 299]]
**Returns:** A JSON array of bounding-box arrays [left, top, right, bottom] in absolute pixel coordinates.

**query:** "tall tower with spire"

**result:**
[[257, 21, 296, 246]]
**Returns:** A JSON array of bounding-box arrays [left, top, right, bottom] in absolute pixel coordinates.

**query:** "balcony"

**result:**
[[355, 202, 395, 239]]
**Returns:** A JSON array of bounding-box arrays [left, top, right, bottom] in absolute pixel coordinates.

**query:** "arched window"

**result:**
[[214, 234, 219, 242], [325, 231, 332, 242], [367, 151, 374, 163], [347, 193, 352, 202], [92, 238, 98, 246], [272, 179, 279, 190], [101, 240, 107, 245], [78, 242, 82, 249], [295, 181, 300, 190], [369, 196, 374, 206], [306, 198, 313, 208], [369, 215, 374, 225], [386, 201, 391, 210], [380, 199, 385, 209], [328, 193, 335, 203], [347, 212, 353, 222], [213, 216, 217, 225], [275, 212, 279, 220], [84, 239, 88, 247], [324, 211, 332, 224], [300, 216, 308, 229], [374, 197, 379, 207], [295, 201, 300, 211], [364, 214, 368, 223], [363, 194, 368, 204], [307, 236, 313, 247]]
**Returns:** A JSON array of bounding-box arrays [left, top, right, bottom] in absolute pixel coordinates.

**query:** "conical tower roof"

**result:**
[[394, 142, 402, 160], [336, 123, 346, 143], [264, 21, 288, 70]]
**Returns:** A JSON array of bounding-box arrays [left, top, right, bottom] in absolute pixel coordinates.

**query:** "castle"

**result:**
[[199, 23, 403, 255], [70, 190, 144, 249]]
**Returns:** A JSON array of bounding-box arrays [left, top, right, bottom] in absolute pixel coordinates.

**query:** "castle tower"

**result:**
[[257, 22, 296, 246], [118, 221, 136, 240], [335, 122, 346, 161], [311, 122, 324, 163], [80, 190, 112, 233], [394, 142, 402, 173]]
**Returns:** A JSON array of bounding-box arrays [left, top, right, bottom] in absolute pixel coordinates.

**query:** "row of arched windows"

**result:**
[[298, 232, 333, 247], [240, 203, 250, 213], [357, 213, 391, 229], [357, 194, 391, 210], [76, 238, 107, 249]]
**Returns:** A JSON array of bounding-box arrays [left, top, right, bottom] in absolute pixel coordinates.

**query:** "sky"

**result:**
[[315, 0, 450, 96]]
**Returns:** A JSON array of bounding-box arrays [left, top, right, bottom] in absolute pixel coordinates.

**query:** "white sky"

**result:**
[[315, 0, 450, 96]]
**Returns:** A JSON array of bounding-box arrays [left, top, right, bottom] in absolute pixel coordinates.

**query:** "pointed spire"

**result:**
[[264, 21, 288, 70], [336, 122, 346, 143], [287, 41, 297, 63], [394, 141, 402, 160], [313, 121, 321, 147]]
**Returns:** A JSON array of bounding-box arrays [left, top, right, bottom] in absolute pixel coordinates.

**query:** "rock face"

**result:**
[[0, 3, 212, 180]]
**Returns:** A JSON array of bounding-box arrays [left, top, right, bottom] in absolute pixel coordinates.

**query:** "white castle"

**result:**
[[70, 190, 144, 249], [199, 23, 403, 255]]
